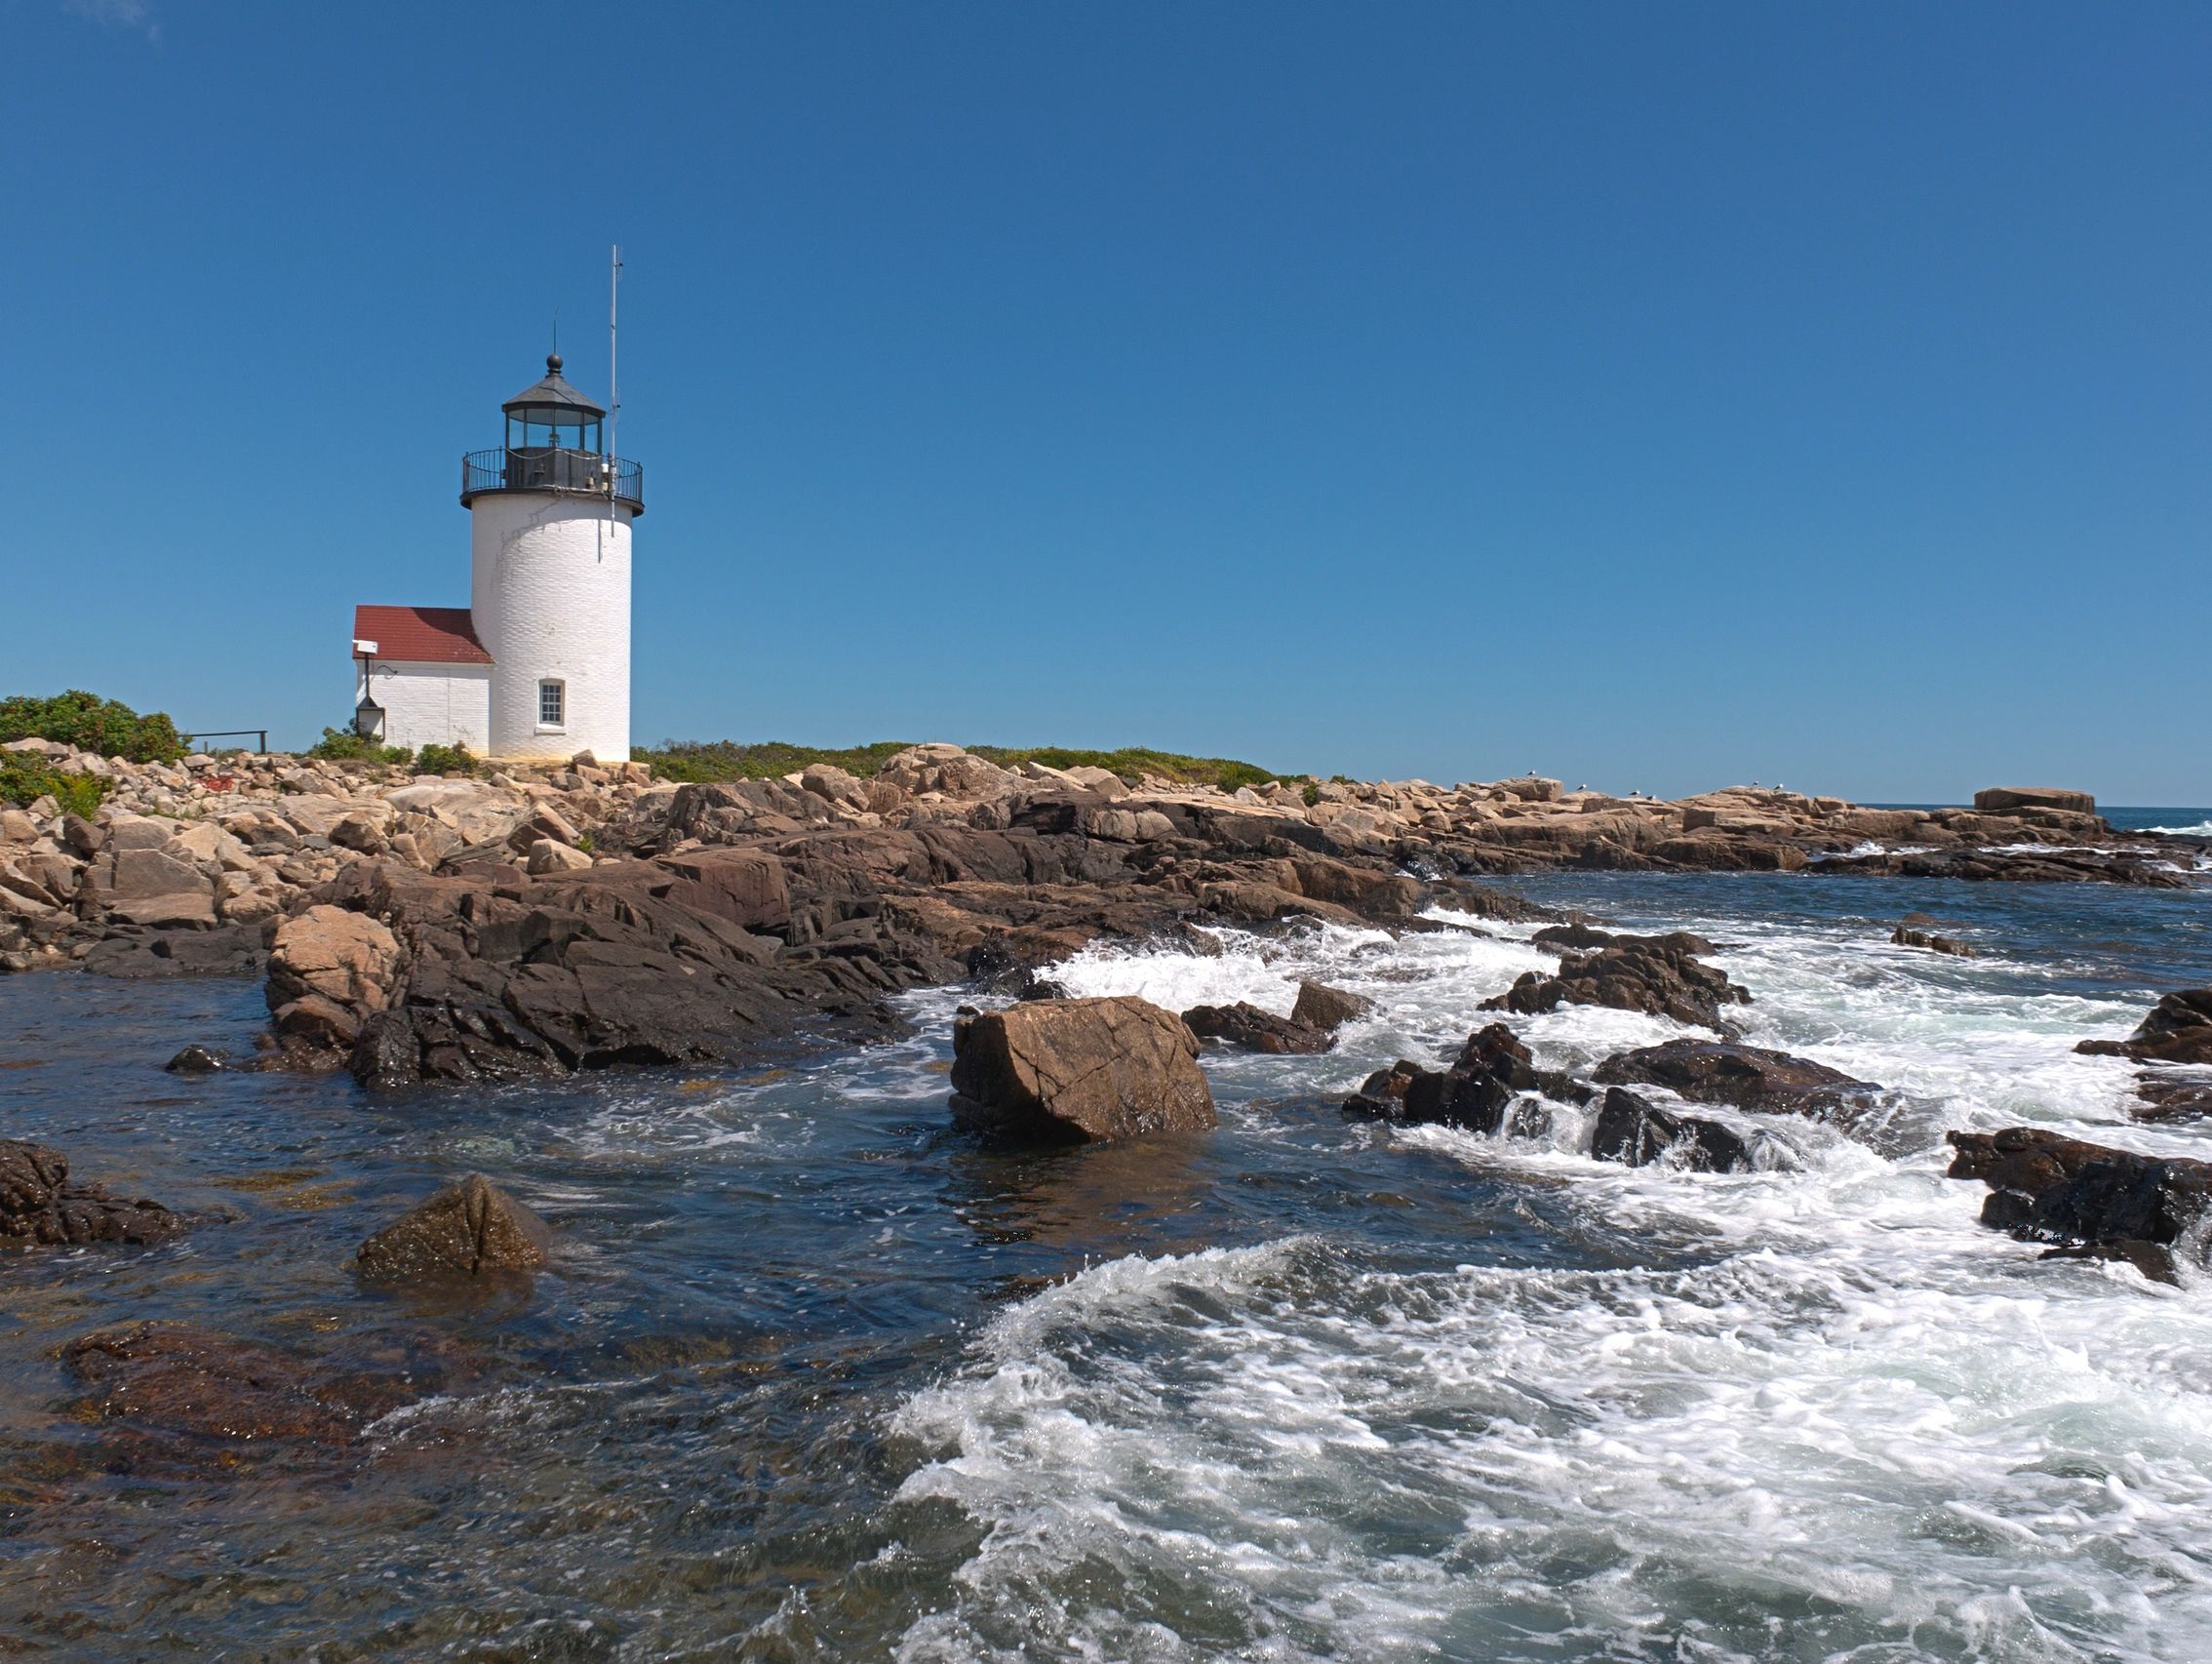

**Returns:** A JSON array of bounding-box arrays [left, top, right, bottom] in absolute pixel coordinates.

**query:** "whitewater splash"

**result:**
[[891, 899, 2212, 1662]]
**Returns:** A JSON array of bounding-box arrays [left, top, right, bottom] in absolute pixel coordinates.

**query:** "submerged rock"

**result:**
[[163, 1043, 227, 1073], [1891, 924, 1976, 957], [951, 997, 1216, 1144], [1947, 1127, 2212, 1284], [0, 1140, 189, 1248], [1592, 1039, 1881, 1120], [2074, 989, 2212, 1066], [357, 1172, 553, 1282], [1588, 1088, 1759, 1173], [1482, 934, 1749, 1033], [59, 1321, 452, 1459]]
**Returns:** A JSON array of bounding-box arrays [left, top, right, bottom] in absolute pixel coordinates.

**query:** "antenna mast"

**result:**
[[608, 244, 622, 506]]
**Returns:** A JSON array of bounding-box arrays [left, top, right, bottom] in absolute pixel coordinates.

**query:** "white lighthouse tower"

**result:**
[[349, 354, 643, 763], [463, 354, 641, 760]]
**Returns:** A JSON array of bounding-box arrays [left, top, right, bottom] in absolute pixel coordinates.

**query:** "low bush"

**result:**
[[635, 740, 915, 783], [415, 742, 479, 777], [0, 754, 107, 817], [968, 745, 1292, 791], [635, 739, 1296, 790], [307, 728, 415, 766], [0, 691, 185, 765]]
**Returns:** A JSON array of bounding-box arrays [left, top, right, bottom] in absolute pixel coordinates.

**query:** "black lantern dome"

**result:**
[[460, 353, 643, 512], [502, 353, 606, 453]]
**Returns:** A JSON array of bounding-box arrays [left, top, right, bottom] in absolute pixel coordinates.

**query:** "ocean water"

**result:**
[[1, 871, 2210, 1660]]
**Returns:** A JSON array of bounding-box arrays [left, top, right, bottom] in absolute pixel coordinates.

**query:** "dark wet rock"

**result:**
[[1593, 1039, 1881, 1120], [1343, 1059, 1423, 1120], [1342, 1023, 1547, 1137], [1811, 848, 2186, 888], [1482, 935, 1749, 1034], [1530, 922, 1615, 951], [357, 1172, 554, 1282], [951, 996, 1216, 1144], [1892, 925, 1976, 957], [79, 922, 269, 979], [1183, 1001, 1332, 1054], [1589, 1087, 1759, 1173], [0, 1141, 189, 1248], [1290, 979, 1373, 1035], [163, 1043, 227, 1073], [2074, 990, 2212, 1066], [1947, 1127, 2212, 1284], [2133, 1073, 2212, 1123]]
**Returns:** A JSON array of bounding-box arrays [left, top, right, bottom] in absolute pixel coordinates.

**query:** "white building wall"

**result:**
[[468, 493, 634, 760], [360, 662, 493, 753]]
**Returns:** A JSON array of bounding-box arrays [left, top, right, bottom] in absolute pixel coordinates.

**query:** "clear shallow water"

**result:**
[[1, 873, 2209, 1660]]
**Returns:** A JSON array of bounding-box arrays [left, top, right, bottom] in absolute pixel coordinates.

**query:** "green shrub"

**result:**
[[0, 691, 185, 764], [1302, 781, 1323, 807], [0, 754, 107, 817], [968, 745, 1291, 791], [635, 740, 916, 783], [415, 741, 479, 777], [634, 739, 1296, 791], [307, 727, 415, 765]]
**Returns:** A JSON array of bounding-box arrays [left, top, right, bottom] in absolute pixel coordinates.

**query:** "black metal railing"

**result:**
[[460, 447, 644, 512]]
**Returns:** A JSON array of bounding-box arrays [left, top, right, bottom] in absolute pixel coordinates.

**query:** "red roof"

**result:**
[[352, 605, 494, 666]]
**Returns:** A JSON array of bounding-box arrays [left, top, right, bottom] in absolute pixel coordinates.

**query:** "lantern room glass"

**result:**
[[506, 409, 603, 455]]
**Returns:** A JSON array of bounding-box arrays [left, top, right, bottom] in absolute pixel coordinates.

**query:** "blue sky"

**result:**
[[5, 2, 2206, 802]]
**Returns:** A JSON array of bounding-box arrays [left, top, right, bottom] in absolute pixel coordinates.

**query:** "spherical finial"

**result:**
[[546, 352, 563, 375]]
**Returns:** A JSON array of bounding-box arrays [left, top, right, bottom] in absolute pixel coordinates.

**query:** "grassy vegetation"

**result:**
[[308, 728, 415, 766], [634, 740, 916, 782], [0, 754, 107, 818], [968, 746, 1294, 791], [415, 742, 480, 777], [636, 739, 1300, 790], [0, 691, 185, 765]]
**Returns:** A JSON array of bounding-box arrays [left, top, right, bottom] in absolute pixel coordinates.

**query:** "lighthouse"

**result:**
[[349, 353, 643, 761]]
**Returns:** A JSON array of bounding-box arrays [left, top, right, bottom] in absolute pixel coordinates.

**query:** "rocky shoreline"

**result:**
[[2, 737, 2208, 1474]]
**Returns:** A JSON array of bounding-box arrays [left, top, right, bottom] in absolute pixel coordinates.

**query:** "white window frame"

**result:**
[[535, 678, 567, 732]]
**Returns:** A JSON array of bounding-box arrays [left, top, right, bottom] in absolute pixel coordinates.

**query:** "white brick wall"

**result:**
[[469, 494, 634, 760], [360, 662, 492, 753]]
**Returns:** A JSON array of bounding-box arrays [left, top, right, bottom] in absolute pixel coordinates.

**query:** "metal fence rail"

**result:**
[[460, 447, 644, 511], [181, 729, 268, 754]]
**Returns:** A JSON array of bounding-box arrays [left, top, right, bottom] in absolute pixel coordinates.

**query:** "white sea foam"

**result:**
[[890, 894, 2212, 1661]]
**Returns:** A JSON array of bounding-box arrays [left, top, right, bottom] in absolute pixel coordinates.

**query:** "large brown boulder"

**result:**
[[2074, 989, 2212, 1066], [1291, 979, 1373, 1035], [1593, 1039, 1881, 1120], [267, 904, 403, 1012], [357, 1172, 554, 1281], [0, 1140, 189, 1248], [1973, 787, 2096, 815], [950, 997, 1216, 1143]]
